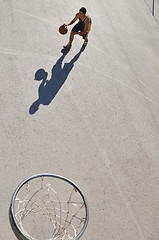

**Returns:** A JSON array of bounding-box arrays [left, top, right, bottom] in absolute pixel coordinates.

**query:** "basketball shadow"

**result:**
[[29, 48, 84, 115]]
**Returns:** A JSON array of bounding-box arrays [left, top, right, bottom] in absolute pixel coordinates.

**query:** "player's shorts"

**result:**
[[72, 21, 91, 39]]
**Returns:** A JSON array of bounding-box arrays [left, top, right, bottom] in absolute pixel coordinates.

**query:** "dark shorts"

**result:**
[[72, 21, 88, 39]]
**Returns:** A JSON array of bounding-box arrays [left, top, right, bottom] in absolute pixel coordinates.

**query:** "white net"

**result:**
[[13, 176, 87, 240]]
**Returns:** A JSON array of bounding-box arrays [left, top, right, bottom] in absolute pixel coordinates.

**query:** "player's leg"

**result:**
[[82, 19, 91, 47], [63, 31, 76, 49], [64, 22, 82, 49], [82, 33, 89, 47], [69, 31, 76, 45]]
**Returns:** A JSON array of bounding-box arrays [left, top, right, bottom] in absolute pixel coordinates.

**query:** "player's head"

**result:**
[[79, 7, 87, 15], [34, 68, 47, 81]]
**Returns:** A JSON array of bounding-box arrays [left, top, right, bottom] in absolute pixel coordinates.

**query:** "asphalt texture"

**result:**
[[1, 0, 159, 239]]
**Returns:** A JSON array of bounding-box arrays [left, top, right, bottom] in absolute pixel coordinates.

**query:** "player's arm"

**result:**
[[64, 13, 79, 27], [79, 18, 90, 35]]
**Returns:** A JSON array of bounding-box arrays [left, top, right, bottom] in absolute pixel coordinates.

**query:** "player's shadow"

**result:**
[[29, 48, 84, 114]]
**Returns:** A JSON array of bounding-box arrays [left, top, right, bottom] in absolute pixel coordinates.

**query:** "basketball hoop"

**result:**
[[9, 173, 89, 240]]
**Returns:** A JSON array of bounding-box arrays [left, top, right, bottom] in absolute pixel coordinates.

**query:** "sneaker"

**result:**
[[63, 44, 72, 50], [82, 40, 88, 47]]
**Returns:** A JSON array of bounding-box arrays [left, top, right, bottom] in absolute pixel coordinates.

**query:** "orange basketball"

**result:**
[[59, 25, 68, 35]]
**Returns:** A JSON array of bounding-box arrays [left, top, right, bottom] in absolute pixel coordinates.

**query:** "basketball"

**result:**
[[59, 25, 68, 35]]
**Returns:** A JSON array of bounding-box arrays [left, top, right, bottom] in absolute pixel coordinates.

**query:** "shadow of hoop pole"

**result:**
[[144, 0, 155, 16], [152, 0, 155, 16], [29, 48, 84, 115]]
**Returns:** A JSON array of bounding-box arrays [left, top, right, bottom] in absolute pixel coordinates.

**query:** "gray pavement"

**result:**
[[1, 0, 159, 239]]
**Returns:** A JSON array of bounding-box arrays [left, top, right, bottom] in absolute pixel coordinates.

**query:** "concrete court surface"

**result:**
[[0, 0, 159, 239]]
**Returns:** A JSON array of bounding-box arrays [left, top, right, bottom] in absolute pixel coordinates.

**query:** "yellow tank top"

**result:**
[[79, 15, 92, 33]]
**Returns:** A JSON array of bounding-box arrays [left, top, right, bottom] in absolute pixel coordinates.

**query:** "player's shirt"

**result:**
[[79, 15, 92, 33]]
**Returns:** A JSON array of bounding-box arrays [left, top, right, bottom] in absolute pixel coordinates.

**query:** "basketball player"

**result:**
[[63, 7, 92, 50]]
